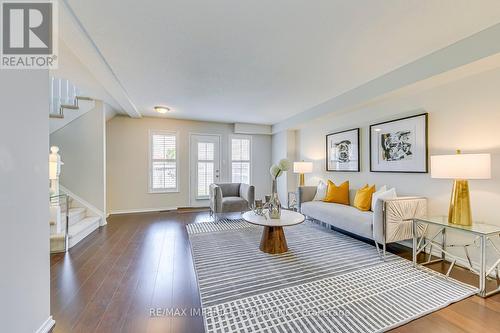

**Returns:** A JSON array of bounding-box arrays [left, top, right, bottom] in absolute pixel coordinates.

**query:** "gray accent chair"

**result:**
[[209, 183, 255, 221]]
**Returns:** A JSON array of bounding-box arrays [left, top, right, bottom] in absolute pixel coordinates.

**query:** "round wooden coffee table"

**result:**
[[242, 210, 305, 254]]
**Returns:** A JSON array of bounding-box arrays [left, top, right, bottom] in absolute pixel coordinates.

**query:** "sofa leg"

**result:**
[[374, 241, 386, 261], [374, 240, 380, 256]]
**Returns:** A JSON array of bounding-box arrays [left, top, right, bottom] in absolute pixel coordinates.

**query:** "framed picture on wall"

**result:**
[[369, 113, 428, 173], [326, 128, 360, 172]]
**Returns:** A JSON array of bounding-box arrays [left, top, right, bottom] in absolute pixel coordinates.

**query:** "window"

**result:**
[[231, 137, 251, 184], [150, 131, 178, 192]]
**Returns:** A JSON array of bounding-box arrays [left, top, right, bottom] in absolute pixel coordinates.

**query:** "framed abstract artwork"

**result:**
[[369, 113, 428, 173], [326, 128, 360, 172]]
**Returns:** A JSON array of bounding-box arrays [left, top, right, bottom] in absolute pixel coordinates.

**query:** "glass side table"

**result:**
[[413, 216, 500, 297], [287, 191, 297, 211]]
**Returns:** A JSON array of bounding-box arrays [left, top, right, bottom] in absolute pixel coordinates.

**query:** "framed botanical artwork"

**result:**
[[369, 113, 428, 173], [326, 128, 360, 172]]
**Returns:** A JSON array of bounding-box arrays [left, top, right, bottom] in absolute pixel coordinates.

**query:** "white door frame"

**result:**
[[188, 133, 222, 207]]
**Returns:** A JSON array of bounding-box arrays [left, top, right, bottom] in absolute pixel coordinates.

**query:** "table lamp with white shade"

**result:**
[[293, 161, 313, 187], [431, 150, 491, 226]]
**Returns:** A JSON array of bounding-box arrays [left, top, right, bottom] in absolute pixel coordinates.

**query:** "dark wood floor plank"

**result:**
[[50, 211, 500, 333], [145, 224, 176, 333], [94, 227, 150, 332], [119, 219, 169, 333], [50, 220, 118, 269], [70, 223, 143, 332], [50, 221, 124, 287], [50, 224, 129, 311], [52, 220, 141, 332]]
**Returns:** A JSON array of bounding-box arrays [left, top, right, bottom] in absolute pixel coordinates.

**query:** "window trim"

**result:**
[[148, 129, 180, 193], [229, 135, 252, 185]]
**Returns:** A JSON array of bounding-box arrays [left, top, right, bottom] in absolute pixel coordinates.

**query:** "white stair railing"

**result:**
[[49, 77, 94, 119]]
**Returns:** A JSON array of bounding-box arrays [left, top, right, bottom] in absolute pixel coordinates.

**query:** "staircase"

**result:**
[[49, 96, 94, 119], [49, 76, 96, 134], [50, 194, 101, 253], [67, 206, 101, 248], [49, 78, 101, 253]]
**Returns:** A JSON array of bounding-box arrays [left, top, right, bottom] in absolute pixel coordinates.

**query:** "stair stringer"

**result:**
[[49, 98, 97, 134]]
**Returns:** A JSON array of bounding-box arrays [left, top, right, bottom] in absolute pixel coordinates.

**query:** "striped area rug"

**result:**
[[187, 219, 476, 333]]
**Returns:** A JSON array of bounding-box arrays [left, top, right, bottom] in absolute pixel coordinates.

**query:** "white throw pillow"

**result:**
[[371, 185, 387, 211], [313, 181, 327, 201], [372, 187, 397, 212]]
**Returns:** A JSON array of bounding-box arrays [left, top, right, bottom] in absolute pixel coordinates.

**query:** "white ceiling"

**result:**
[[66, 0, 500, 125]]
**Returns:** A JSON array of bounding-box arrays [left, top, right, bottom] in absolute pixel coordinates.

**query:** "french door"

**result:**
[[190, 134, 221, 206]]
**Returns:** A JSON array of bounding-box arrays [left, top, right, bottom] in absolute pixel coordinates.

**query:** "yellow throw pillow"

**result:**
[[354, 185, 376, 211], [323, 180, 350, 205]]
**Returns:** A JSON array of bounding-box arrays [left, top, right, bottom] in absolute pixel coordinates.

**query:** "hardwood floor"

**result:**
[[50, 211, 500, 333]]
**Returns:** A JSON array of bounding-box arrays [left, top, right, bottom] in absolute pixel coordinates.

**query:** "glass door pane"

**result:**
[[197, 142, 215, 198]]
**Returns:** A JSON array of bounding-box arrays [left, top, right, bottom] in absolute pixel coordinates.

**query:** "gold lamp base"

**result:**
[[299, 173, 305, 187], [448, 179, 472, 226]]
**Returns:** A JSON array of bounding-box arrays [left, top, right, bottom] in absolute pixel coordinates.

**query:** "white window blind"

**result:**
[[231, 138, 251, 184], [197, 142, 215, 197], [150, 131, 178, 192]]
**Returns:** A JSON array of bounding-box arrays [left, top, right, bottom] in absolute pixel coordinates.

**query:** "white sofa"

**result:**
[[297, 186, 427, 255]]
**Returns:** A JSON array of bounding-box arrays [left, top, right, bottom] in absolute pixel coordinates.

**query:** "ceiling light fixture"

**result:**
[[154, 106, 170, 114]]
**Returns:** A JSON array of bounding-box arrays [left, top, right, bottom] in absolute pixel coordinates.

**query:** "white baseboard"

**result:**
[[60, 185, 105, 223], [109, 206, 178, 215], [35, 316, 55, 333]]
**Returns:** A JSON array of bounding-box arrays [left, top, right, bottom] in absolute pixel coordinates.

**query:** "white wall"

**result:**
[[50, 41, 121, 111], [0, 71, 52, 332], [295, 67, 500, 223], [271, 130, 297, 207], [107, 116, 272, 213], [284, 66, 500, 267], [50, 103, 107, 216], [49, 42, 119, 134]]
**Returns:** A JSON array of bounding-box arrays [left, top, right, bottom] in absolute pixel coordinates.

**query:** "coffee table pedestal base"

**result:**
[[260, 226, 288, 254]]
